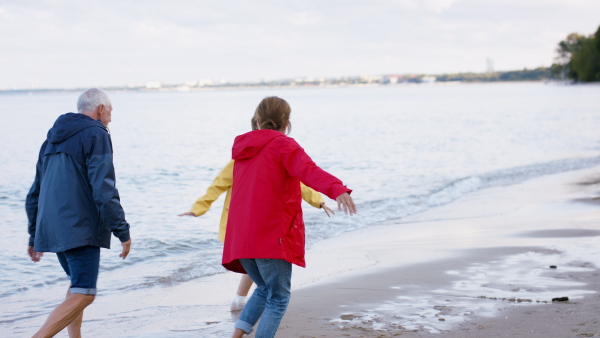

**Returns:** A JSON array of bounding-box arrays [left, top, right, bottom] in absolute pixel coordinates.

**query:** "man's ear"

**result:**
[[93, 104, 105, 122]]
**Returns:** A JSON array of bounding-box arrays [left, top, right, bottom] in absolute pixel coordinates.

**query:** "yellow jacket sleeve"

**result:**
[[300, 183, 324, 209], [190, 160, 234, 216]]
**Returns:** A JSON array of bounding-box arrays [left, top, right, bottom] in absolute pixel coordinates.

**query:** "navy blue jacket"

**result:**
[[26, 113, 131, 252]]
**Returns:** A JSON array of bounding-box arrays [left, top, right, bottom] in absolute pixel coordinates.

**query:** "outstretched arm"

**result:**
[[280, 139, 356, 215], [300, 183, 324, 208], [180, 160, 234, 217], [301, 183, 335, 216]]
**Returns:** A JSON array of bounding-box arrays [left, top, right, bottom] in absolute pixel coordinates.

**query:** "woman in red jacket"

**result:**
[[224, 96, 357, 338]]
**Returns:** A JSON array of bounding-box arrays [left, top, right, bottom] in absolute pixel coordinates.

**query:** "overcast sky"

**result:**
[[1, 0, 599, 89]]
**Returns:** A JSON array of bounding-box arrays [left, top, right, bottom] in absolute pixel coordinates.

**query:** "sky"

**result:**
[[1, 0, 599, 89]]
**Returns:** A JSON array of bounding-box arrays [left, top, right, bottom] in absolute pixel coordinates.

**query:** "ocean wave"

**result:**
[[104, 254, 227, 293], [304, 156, 600, 245], [122, 155, 600, 290], [99, 237, 222, 271], [5, 156, 599, 296]]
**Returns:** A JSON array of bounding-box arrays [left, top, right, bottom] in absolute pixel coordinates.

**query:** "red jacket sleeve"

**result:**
[[278, 138, 351, 200]]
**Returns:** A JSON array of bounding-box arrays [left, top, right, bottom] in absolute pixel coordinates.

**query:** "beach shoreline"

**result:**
[[276, 167, 600, 337], [6, 166, 599, 337], [280, 247, 600, 337]]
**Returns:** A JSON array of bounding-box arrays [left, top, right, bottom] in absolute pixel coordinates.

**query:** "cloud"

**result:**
[[1, 0, 599, 88], [289, 11, 320, 26], [422, 0, 461, 13]]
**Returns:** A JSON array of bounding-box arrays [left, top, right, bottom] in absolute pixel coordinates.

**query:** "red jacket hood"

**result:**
[[232, 129, 286, 160]]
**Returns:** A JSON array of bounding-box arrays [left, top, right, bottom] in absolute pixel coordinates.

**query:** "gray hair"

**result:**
[[77, 88, 111, 114]]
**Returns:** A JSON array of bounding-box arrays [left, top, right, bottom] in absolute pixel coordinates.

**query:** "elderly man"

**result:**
[[25, 88, 132, 337]]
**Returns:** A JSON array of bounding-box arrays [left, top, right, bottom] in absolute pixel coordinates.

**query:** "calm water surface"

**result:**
[[1, 82, 599, 331]]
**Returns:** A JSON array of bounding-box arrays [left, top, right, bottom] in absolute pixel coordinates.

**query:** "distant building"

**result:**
[[420, 76, 437, 83], [387, 75, 400, 84], [145, 81, 162, 89], [198, 79, 213, 87], [360, 75, 382, 84]]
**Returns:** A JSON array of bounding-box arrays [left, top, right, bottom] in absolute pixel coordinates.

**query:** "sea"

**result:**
[[1, 82, 599, 336]]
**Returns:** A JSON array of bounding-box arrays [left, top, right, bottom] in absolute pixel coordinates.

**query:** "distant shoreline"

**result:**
[[0, 81, 559, 95], [2, 66, 582, 94], [2, 80, 588, 96]]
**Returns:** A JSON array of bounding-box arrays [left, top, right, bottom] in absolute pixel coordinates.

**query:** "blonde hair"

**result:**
[[253, 96, 292, 134]]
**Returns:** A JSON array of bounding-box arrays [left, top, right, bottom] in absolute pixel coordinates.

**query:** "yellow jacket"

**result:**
[[190, 159, 324, 242]]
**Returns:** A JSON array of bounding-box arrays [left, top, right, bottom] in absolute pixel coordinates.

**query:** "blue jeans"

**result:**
[[235, 259, 292, 338], [56, 245, 100, 295]]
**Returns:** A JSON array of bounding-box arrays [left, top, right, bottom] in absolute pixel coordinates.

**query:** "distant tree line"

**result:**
[[551, 25, 600, 82], [435, 67, 551, 82]]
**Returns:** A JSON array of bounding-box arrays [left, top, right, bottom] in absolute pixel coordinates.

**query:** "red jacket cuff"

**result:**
[[330, 184, 352, 200]]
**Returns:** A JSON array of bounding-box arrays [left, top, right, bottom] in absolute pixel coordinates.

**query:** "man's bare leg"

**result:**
[[65, 289, 84, 338], [66, 310, 84, 338], [232, 328, 245, 338], [32, 288, 94, 338]]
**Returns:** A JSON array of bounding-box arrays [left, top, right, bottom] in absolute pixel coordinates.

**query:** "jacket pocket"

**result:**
[[283, 212, 305, 260]]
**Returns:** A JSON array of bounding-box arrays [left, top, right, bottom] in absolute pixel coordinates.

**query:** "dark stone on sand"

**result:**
[[517, 229, 600, 238], [551, 297, 569, 302]]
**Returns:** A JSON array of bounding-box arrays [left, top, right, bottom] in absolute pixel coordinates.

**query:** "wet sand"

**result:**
[[275, 167, 600, 337], [279, 248, 600, 337]]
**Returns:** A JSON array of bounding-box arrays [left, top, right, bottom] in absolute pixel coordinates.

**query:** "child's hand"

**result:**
[[336, 192, 357, 216], [178, 212, 197, 217], [320, 202, 335, 217]]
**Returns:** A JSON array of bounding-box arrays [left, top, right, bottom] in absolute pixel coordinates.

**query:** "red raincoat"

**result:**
[[222, 129, 351, 273]]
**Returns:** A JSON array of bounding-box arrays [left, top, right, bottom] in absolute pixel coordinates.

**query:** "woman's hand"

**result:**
[[178, 212, 198, 217], [320, 202, 335, 217], [336, 192, 357, 216]]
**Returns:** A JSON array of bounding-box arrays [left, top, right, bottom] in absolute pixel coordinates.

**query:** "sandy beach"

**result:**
[[274, 167, 600, 337]]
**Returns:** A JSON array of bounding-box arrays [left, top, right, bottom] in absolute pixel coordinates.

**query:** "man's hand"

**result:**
[[178, 212, 197, 217], [336, 192, 357, 216], [119, 239, 131, 259], [320, 202, 335, 217], [28, 246, 43, 262]]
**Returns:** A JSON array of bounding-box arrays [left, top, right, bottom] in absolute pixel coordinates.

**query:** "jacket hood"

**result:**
[[232, 129, 286, 160], [47, 113, 105, 144]]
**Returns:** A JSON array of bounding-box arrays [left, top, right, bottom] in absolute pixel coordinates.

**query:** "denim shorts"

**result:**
[[56, 245, 100, 295]]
